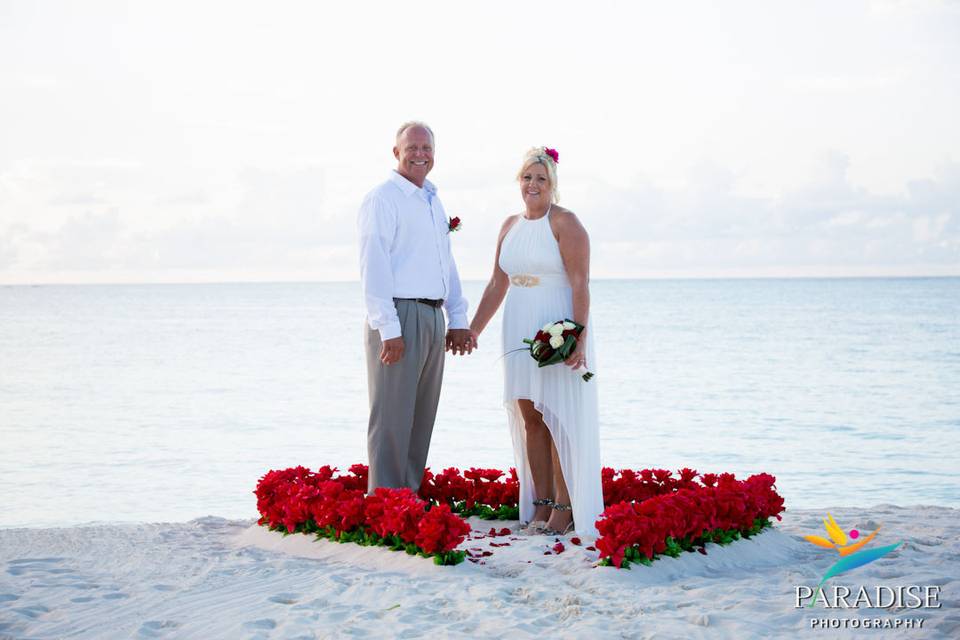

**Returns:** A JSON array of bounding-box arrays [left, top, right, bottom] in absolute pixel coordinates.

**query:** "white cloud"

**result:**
[[2, 154, 956, 283], [585, 158, 960, 278]]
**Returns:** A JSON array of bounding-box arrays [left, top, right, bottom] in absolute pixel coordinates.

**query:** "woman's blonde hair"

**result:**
[[516, 146, 559, 203]]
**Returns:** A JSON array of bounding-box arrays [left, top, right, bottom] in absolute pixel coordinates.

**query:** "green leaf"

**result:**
[[494, 505, 520, 520], [664, 537, 683, 558], [476, 505, 496, 519]]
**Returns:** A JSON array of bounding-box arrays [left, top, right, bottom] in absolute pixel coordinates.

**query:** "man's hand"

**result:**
[[445, 329, 475, 356], [380, 336, 405, 365]]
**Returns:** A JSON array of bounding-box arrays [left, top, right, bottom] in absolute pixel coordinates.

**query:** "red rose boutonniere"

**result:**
[[448, 216, 462, 233]]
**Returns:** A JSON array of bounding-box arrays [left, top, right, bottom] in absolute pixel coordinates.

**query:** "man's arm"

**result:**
[[358, 194, 404, 364], [444, 252, 473, 355]]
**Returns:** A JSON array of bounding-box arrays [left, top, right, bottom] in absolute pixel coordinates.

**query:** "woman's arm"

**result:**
[[554, 210, 591, 368], [469, 216, 518, 341]]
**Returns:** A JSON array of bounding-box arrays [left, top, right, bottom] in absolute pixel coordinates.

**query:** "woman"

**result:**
[[469, 147, 603, 537]]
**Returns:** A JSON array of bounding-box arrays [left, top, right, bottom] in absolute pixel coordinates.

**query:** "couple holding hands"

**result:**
[[358, 122, 602, 537]]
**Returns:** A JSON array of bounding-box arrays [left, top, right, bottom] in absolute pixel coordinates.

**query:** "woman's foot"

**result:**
[[520, 498, 554, 535], [543, 503, 574, 536]]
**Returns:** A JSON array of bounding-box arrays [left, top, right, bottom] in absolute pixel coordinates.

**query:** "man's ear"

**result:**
[[393, 146, 400, 160]]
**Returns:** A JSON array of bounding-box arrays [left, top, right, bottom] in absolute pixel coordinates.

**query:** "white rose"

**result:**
[[548, 324, 564, 337], [542, 322, 555, 332], [562, 321, 576, 330], [549, 335, 565, 349]]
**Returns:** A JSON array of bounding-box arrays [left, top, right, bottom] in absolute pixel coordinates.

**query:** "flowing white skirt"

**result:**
[[501, 284, 603, 537]]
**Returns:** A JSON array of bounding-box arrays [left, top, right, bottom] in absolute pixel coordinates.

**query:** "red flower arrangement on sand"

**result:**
[[254, 464, 471, 565], [594, 471, 785, 568], [254, 464, 784, 568]]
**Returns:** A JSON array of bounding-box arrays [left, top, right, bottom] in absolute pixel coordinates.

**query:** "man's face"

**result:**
[[394, 126, 434, 187]]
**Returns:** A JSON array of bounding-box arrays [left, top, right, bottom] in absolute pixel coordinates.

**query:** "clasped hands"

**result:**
[[379, 329, 478, 365], [445, 328, 478, 356]]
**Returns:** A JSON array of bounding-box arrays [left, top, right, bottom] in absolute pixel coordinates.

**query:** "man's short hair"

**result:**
[[396, 121, 435, 145]]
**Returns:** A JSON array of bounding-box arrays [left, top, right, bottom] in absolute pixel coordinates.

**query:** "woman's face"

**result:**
[[519, 162, 552, 208]]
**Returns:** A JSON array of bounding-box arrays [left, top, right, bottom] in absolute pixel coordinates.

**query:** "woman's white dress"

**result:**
[[498, 209, 603, 537]]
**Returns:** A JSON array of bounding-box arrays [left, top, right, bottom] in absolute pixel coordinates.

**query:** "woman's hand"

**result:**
[[565, 339, 587, 371]]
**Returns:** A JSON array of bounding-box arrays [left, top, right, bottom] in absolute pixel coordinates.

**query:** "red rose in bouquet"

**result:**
[[518, 319, 593, 381]]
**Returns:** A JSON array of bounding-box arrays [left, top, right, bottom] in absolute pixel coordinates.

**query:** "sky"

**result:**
[[1, 0, 958, 284]]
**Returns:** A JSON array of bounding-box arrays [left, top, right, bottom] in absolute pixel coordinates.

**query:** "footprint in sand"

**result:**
[[268, 593, 300, 605], [71, 582, 100, 590], [12, 605, 50, 619], [6, 558, 71, 577], [323, 605, 352, 623], [292, 597, 328, 611], [911, 537, 946, 549], [102, 592, 130, 600], [138, 620, 181, 638], [152, 584, 176, 592], [243, 619, 278, 630], [71, 596, 96, 603], [490, 565, 526, 578], [0, 594, 20, 603]]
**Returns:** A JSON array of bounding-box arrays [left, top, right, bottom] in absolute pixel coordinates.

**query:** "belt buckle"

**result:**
[[510, 274, 540, 287]]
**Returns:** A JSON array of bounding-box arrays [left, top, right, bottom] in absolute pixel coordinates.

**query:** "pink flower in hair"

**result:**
[[544, 147, 559, 163]]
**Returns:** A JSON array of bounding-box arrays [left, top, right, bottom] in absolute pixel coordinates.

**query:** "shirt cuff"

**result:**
[[447, 313, 469, 330], [378, 321, 403, 341]]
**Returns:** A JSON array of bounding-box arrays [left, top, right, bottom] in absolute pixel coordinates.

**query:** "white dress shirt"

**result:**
[[358, 171, 469, 340]]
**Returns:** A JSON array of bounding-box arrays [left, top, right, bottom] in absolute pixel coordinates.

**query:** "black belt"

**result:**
[[396, 297, 444, 308]]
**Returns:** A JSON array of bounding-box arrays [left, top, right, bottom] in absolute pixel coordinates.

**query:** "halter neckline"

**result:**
[[523, 204, 551, 222]]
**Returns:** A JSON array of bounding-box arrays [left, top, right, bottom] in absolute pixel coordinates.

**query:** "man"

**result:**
[[358, 121, 474, 492]]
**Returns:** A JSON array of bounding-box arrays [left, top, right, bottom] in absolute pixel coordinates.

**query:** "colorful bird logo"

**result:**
[[804, 513, 880, 556], [802, 513, 902, 607]]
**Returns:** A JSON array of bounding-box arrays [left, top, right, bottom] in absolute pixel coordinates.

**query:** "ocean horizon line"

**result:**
[[3, 274, 959, 288]]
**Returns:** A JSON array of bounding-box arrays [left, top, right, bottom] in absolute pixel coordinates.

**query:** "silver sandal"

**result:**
[[542, 502, 575, 536], [520, 498, 554, 535]]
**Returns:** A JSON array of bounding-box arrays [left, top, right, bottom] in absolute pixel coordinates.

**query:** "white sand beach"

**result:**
[[0, 505, 956, 639]]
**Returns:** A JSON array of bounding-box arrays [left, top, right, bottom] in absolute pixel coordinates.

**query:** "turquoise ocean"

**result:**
[[1, 278, 957, 527]]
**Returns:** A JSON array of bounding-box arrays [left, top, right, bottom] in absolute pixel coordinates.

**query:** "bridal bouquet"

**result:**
[[522, 319, 594, 381]]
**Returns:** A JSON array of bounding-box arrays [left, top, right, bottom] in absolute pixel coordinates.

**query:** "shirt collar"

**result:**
[[390, 170, 437, 198]]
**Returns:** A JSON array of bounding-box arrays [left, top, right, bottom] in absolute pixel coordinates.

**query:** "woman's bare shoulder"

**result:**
[[500, 213, 522, 232], [549, 206, 586, 233], [497, 214, 522, 241]]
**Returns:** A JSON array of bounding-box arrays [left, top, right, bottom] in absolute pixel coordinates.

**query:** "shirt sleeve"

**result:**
[[444, 250, 469, 330], [358, 193, 402, 341]]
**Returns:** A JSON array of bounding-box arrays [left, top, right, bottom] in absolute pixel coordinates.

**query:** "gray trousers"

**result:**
[[365, 299, 445, 492]]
